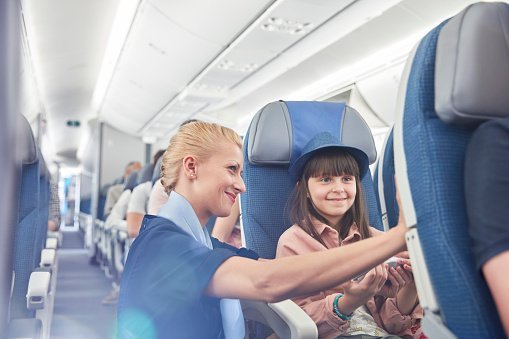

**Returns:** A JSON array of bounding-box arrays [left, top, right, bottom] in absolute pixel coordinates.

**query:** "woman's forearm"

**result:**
[[207, 225, 406, 302]]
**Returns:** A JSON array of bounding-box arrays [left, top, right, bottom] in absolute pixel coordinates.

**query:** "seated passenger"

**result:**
[[104, 161, 142, 218], [48, 177, 61, 232], [212, 198, 242, 248], [465, 117, 509, 336], [147, 179, 168, 215], [126, 150, 165, 238], [118, 121, 409, 339], [276, 140, 423, 339]]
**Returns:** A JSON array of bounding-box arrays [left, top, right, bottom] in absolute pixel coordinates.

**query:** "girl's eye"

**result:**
[[343, 176, 353, 182], [319, 177, 331, 183]]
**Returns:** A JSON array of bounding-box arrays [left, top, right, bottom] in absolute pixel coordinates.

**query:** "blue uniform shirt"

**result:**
[[117, 194, 258, 338]]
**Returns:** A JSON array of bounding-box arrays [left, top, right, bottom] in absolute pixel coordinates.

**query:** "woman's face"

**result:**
[[195, 141, 245, 219], [306, 174, 356, 225]]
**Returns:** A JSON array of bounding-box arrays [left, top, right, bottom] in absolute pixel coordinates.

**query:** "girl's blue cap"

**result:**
[[288, 132, 369, 184]]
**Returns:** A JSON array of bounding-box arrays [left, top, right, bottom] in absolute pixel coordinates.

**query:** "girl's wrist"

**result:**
[[336, 293, 359, 315]]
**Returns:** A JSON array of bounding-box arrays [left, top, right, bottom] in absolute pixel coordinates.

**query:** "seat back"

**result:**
[[393, 3, 507, 337], [241, 101, 379, 259], [137, 164, 154, 185], [11, 115, 40, 319], [152, 156, 162, 186], [373, 127, 399, 231], [124, 171, 138, 191]]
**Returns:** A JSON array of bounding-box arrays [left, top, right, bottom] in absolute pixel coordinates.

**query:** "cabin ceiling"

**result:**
[[20, 0, 487, 165]]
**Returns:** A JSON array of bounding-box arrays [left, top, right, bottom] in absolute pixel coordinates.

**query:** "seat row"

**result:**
[[238, 3, 507, 338]]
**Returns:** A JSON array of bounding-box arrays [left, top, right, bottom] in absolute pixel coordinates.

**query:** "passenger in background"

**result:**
[[212, 198, 242, 248], [102, 168, 140, 305], [276, 137, 422, 339], [465, 117, 509, 336], [118, 121, 409, 339], [48, 177, 61, 232], [103, 161, 142, 219], [147, 179, 167, 215], [126, 150, 165, 238]]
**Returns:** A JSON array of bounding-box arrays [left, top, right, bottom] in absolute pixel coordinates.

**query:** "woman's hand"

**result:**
[[338, 264, 388, 314]]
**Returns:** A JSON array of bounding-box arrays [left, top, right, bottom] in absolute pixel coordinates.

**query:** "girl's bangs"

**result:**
[[304, 149, 359, 179]]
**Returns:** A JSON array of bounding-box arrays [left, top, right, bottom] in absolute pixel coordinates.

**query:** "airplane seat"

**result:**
[[11, 115, 40, 320], [373, 126, 399, 231], [393, 2, 507, 337], [152, 156, 162, 186], [123, 171, 138, 192], [7, 116, 54, 339], [240, 100, 378, 339], [97, 183, 112, 221], [137, 163, 154, 185], [106, 170, 138, 277]]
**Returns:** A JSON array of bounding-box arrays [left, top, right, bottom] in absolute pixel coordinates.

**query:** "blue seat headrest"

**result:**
[[124, 171, 138, 191], [152, 156, 163, 186], [435, 2, 509, 125], [19, 115, 38, 165], [137, 164, 154, 184], [247, 101, 376, 182]]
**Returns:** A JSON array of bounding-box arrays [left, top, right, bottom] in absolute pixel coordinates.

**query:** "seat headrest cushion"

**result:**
[[247, 101, 376, 179], [19, 115, 38, 165], [435, 2, 509, 125], [138, 164, 154, 184]]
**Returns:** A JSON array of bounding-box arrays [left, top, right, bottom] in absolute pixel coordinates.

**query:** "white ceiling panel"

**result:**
[[21, 0, 120, 163], [100, 2, 232, 132], [149, 0, 274, 45]]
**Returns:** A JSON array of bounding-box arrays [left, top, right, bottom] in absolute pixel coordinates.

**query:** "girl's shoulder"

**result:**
[[277, 223, 325, 256], [279, 224, 310, 242]]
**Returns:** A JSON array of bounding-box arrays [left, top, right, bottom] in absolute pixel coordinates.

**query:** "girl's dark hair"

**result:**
[[288, 148, 370, 248]]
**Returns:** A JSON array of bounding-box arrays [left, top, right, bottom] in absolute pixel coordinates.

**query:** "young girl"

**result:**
[[277, 146, 423, 339], [118, 122, 410, 339]]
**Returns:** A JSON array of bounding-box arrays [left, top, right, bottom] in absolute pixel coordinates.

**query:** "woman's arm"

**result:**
[[205, 224, 406, 302]]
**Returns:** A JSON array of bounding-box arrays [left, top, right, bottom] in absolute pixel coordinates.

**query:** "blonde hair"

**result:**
[[160, 121, 242, 193]]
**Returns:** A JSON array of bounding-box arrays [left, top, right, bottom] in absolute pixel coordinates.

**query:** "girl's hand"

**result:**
[[340, 264, 388, 313], [378, 257, 414, 298]]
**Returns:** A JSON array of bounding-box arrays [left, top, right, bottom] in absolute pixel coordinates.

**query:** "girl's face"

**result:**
[[194, 141, 246, 221], [306, 173, 356, 225]]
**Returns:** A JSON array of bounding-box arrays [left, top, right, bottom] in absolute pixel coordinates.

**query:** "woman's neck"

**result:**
[[172, 188, 209, 227]]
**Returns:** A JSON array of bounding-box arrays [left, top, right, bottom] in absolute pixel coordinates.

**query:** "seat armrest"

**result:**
[[26, 271, 50, 310], [40, 248, 56, 268], [241, 299, 318, 339], [46, 237, 58, 249]]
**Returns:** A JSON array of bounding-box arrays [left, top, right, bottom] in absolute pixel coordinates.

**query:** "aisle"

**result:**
[[51, 232, 117, 339]]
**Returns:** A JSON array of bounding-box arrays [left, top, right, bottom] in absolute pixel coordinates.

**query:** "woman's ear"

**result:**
[[182, 155, 198, 179]]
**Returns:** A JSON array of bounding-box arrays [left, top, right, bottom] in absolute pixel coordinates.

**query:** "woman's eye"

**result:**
[[228, 165, 237, 172]]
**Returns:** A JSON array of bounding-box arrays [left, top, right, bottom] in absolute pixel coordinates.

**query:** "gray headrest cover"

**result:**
[[19, 115, 38, 165], [247, 101, 292, 165], [247, 101, 376, 165], [435, 2, 509, 125]]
